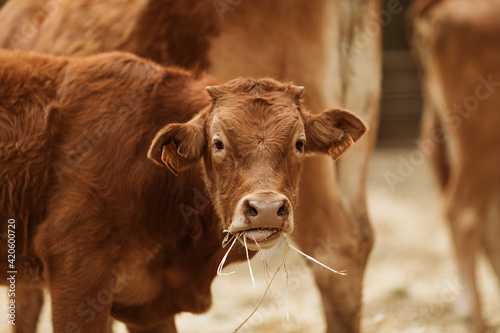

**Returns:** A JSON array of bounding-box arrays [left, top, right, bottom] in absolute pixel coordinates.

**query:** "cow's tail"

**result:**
[[420, 105, 450, 191], [406, 0, 444, 27], [406, 0, 444, 54], [408, 0, 450, 191]]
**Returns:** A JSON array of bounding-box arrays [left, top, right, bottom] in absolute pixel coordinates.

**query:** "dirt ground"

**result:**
[[1, 147, 499, 332]]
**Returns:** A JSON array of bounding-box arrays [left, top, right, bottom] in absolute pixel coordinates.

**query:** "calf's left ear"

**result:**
[[305, 108, 367, 161], [147, 113, 206, 175]]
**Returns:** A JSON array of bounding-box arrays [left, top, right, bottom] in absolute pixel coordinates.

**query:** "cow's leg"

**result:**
[[446, 208, 485, 333], [482, 191, 500, 284], [47, 271, 112, 333], [35, 214, 117, 333], [297, 114, 376, 330], [286, 30, 378, 333], [303, 1, 379, 331], [295, 155, 371, 333], [284, 22, 378, 333], [445, 165, 493, 333], [127, 318, 177, 333], [15, 284, 44, 333]]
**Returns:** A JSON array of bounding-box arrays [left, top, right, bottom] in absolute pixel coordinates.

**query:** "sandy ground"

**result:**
[[1, 146, 499, 332]]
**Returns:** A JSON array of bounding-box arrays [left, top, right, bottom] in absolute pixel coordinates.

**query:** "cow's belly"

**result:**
[[208, 1, 329, 87], [208, 25, 285, 80]]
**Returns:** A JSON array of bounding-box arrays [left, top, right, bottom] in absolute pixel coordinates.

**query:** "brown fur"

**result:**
[[0, 0, 219, 69], [410, 1, 500, 332], [0, 50, 366, 332]]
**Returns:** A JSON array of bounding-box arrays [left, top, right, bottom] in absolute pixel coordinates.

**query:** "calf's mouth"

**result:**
[[241, 228, 281, 250], [222, 227, 284, 251]]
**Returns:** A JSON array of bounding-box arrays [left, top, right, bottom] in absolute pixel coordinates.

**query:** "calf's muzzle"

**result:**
[[229, 192, 294, 250]]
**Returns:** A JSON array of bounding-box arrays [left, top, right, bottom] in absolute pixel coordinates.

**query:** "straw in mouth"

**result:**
[[217, 230, 347, 332]]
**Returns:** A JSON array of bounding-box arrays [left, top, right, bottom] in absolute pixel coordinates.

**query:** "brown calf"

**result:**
[[0, 1, 382, 330], [410, 0, 500, 331], [0, 50, 366, 332]]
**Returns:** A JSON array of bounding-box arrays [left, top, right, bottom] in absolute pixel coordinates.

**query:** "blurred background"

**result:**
[[379, 0, 422, 146], [0, 0, 498, 332]]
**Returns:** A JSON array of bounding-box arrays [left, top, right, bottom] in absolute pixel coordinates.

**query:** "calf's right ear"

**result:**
[[147, 113, 206, 175]]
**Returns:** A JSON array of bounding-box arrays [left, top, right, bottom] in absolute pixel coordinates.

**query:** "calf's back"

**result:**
[[0, 50, 216, 284]]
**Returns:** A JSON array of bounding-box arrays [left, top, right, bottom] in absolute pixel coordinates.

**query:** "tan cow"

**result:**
[[0, 1, 381, 331], [410, 0, 500, 331]]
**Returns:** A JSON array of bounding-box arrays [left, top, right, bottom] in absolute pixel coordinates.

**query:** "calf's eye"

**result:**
[[295, 140, 304, 152], [214, 140, 224, 151]]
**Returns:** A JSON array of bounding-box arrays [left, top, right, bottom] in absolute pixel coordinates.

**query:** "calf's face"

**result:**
[[148, 79, 366, 250]]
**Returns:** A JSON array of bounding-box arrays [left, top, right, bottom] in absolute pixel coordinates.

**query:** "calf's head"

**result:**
[[148, 78, 366, 250]]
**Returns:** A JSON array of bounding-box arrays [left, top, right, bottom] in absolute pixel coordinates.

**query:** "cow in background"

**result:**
[[0, 1, 382, 332], [410, 0, 500, 331]]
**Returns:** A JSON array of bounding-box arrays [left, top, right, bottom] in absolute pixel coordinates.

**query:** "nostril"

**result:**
[[277, 201, 289, 217], [246, 206, 258, 217], [245, 200, 258, 218]]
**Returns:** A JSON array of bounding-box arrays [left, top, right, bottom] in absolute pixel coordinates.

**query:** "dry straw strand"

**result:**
[[243, 234, 257, 288], [252, 235, 272, 280], [252, 237, 278, 307], [217, 236, 238, 276], [286, 241, 347, 276], [233, 234, 288, 333], [227, 231, 346, 332], [284, 249, 290, 322], [222, 229, 235, 248]]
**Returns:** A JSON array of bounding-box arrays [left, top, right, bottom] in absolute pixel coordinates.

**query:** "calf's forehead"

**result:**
[[209, 98, 305, 137]]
